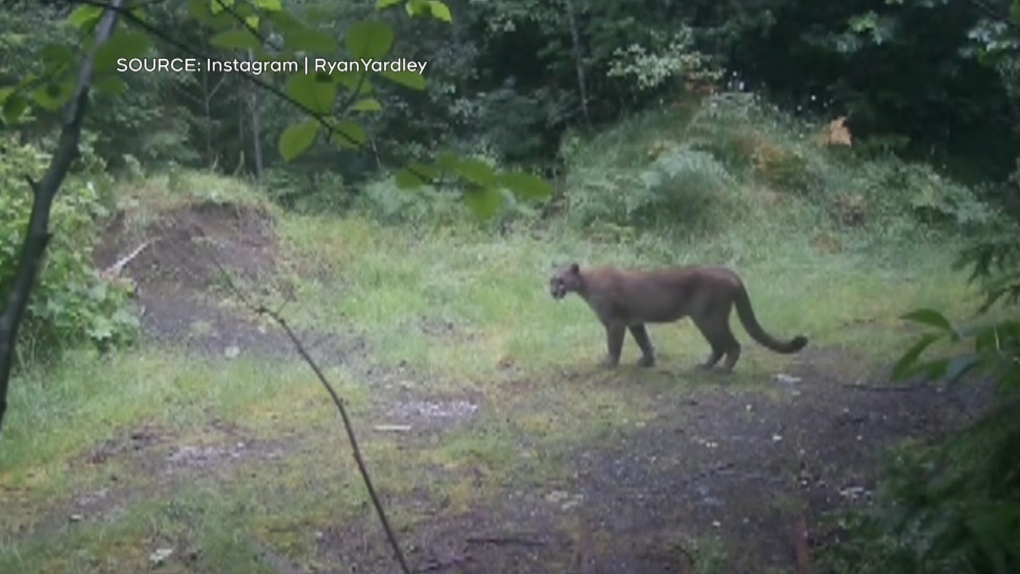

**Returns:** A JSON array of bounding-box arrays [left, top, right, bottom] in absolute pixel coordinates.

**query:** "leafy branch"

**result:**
[[29, 0, 552, 216]]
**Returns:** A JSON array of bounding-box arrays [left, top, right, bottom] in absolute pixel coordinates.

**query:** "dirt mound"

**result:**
[[93, 200, 366, 363], [94, 200, 277, 293], [92, 200, 335, 361]]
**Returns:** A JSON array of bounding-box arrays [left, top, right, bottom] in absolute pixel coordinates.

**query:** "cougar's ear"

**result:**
[[569, 262, 580, 274]]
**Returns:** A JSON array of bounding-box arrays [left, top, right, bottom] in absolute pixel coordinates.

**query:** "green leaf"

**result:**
[[94, 32, 153, 74], [900, 308, 953, 332], [394, 163, 436, 189], [279, 119, 320, 162], [210, 29, 262, 51], [498, 170, 552, 200], [378, 69, 426, 90], [265, 9, 304, 34], [434, 151, 459, 170], [128, 7, 150, 25], [1, 91, 28, 124], [918, 357, 950, 380], [285, 73, 336, 115], [427, 0, 453, 22], [210, 0, 234, 15], [88, 317, 114, 342], [286, 29, 339, 53], [68, 5, 103, 30], [256, 0, 283, 10], [40, 44, 75, 74], [335, 71, 373, 95], [93, 75, 127, 96], [187, 0, 218, 22], [891, 333, 940, 380], [406, 0, 428, 17], [246, 15, 260, 30], [463, 187, 504, 218], [445, 156, 496, 186], [31, 81, 74, 111], [345, 20, 394, 60], [329, 120, 367, 149], [350, 98, 382, 112], [376, 0, 404, 8], [943, 354, 979, 385]]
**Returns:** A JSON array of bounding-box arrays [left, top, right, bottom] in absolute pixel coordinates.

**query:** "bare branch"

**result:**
[[465, 534, 547, 547], [792, 514, 814, 574], [210, 259, 412, 574]]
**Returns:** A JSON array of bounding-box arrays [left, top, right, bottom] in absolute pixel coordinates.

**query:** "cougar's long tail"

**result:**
[[733, 285, 808, 354]]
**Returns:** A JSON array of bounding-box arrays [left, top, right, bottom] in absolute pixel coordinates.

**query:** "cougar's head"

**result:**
[[549, 262, 582, 300]]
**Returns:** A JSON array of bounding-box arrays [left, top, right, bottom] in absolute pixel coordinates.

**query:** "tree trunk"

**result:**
[[563, 0, 590, 126], [248, 49, 264, 182]]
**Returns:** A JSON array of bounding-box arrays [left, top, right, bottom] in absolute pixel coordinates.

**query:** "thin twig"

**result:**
[[841, 382, 929, 392], [465, 535, 547, 547], [211, 259, 411, 574], [792, 514, 814, 574], [675, 542, 695, 574], [575, 511, 597, 574]]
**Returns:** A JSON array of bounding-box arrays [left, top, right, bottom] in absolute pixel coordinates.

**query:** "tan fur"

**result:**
[[549, 262, 808, 372]]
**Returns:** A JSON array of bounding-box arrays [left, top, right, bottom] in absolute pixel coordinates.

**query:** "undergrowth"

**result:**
[[0, 133, 137, 362], [555, 93, 999, 254]]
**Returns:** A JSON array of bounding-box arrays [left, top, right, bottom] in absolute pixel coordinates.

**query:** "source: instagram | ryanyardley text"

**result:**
[[116, 57, 428, 75]]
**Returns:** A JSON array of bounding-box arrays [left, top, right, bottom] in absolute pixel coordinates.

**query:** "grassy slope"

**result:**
[[0, 100, 980, 573]]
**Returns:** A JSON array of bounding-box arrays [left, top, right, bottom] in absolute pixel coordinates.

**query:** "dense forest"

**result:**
[[5, 0, 1020, 192], [1, 1, 1018, 573]]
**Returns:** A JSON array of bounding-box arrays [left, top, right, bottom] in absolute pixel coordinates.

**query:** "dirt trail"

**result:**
[[81, 200, 988, 573]]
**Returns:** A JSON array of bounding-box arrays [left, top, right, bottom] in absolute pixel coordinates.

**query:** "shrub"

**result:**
[[0, 134, 138, 363], [564, 142, 737, 234]]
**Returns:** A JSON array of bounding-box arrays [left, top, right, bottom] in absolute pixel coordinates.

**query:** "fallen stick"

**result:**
[[465, 535, 546, 547], [416, 553, 472, 572]]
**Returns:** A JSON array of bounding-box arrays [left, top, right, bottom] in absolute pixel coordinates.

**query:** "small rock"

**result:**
[[149, 548, 174, 566], [224, 345, 240, 359], [839, 486, 869, 501], [545, 490, 566, 502], [69, 514, 83, 522]]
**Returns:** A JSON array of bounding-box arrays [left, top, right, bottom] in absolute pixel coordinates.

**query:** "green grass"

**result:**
[[0, 96, 989, 573]]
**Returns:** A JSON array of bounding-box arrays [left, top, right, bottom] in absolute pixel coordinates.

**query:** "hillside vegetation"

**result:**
[[1, 93, 1002, 574]]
